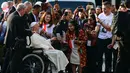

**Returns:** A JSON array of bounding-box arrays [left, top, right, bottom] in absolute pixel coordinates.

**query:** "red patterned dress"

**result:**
[[66, 29, 87, 67]]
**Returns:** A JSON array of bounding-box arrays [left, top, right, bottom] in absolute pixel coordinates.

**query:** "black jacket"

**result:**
[[9, 6, 16, 15], [28, 12, 35, 23], [112, 10, 130, 51], [5, 11, 29, 48]]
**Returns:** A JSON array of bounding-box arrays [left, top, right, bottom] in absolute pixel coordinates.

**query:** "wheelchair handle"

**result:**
[[26, 36, 31, 46]]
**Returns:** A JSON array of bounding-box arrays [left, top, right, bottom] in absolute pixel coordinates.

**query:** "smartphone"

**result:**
[[78, 8, 83, 12], [78, 5, 83, 8], [64, 12, 68, 16], [78, 6, 83, 12]]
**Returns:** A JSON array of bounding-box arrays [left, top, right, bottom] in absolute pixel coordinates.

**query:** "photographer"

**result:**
[[52, 9, 73, 73], [53, 3, 62, 25], [54, 8, 72, 35], [73, 6, 87, 29], [52, 9, 70, 49]]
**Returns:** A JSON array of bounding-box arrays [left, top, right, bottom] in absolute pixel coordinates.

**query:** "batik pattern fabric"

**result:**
[[66, 29, 87, 67]]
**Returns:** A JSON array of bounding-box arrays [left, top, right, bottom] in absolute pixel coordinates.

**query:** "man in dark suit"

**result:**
[[2, 3, 31, 73], [28, 4, 41, 22], [112, 0, 130, 73], [8, 0, 22, 15], [23, 1, 32, 26]]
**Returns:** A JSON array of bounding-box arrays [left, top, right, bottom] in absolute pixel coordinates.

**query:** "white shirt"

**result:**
[[32, 14, 37, 22], [42, 24, 55, 37], [43, 24, 55, 34], [97, 12, 113, 39]]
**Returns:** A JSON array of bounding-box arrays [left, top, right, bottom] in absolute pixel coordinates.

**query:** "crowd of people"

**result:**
[[0, 0, 130, 73]]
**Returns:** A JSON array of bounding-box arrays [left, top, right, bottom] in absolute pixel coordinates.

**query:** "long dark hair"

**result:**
[[88, 14, 96, 27], [68, 19, 79, 37], [39, 12, 53, 28]]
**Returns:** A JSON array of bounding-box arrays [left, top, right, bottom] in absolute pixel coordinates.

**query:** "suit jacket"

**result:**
[[28, 12, 36, 23], [112, 10, 130, 52], [112, 11, 129, 37], [5, 11, 28, 48], [0, 12, 4, 22], [9, 6, 16, 15], [22, 14, 32, 26]]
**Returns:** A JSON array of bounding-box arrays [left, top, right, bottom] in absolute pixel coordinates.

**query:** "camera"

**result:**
[[78, 6, 83, 12], [78, 8, 83, 12], [64, 12, 68, 16]]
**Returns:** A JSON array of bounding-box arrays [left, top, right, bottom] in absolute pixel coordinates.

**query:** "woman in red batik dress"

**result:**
[[66, 19, 87, 73]]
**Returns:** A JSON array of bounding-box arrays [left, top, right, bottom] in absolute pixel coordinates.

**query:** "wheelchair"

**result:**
[[19, 47, 57, 73], [7, 37, 68, 73]]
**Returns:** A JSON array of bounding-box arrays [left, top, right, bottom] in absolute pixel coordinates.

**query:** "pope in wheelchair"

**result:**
[[23, 22, 69, 73]]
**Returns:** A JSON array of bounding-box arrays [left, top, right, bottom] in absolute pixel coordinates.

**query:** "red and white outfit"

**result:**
[[42, 23, 55, 37]]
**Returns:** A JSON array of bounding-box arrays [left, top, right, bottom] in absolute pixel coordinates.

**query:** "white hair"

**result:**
[[24, 1, 32, 7], [16, 3, 26, 11], [8, 1, 13, 6]]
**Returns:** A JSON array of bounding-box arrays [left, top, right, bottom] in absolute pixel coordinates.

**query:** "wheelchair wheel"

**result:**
[[19, 54, 44, 73]]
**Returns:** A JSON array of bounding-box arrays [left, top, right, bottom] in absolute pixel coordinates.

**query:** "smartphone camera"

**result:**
[[64, 12, 68, 16], [78, 6, 83, 12], [78, 8, 83, 12]]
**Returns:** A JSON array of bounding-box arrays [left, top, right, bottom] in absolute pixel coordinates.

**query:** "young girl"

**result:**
[[66, 19, 87, 73], [39, 12, 55, 39]]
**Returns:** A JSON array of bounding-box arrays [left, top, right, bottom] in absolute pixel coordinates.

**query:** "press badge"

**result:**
[[87, 40, 91, 46]]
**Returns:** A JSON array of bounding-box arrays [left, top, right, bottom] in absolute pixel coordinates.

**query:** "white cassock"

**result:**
[[27, 33, 69, 72]]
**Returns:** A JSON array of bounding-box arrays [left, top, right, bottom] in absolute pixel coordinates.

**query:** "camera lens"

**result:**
[[64, 12, 68, 16]]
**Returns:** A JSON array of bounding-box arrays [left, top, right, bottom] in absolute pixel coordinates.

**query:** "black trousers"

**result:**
[[1, 47, 13, 73], [112, 48, 118, 72], [115, 42, 130, 73], [97, 38, 112, 73], [87, 46, 97, 73], [10, 44, 27, 73]]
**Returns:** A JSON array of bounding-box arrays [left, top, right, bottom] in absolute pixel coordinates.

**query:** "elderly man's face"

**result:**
[[25, 4, 32, 14], [32, 24, 40, 33], [21, 8, 26, 16]]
